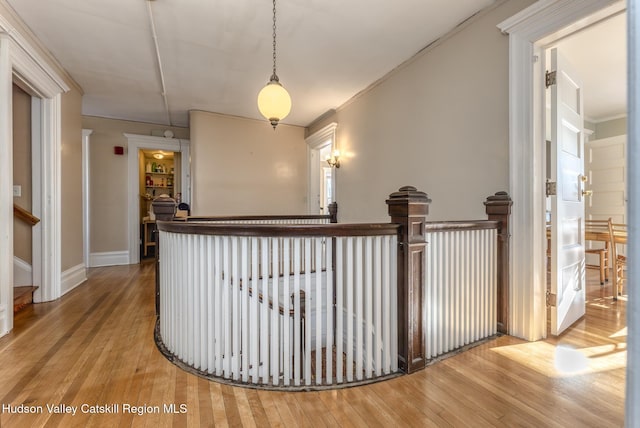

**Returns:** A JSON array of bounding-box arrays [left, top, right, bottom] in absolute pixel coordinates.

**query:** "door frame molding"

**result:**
[[305, 122, 337, 214], [627, 1, 639, 423], [82, 129, 92, 268], [125, 133, 191, 265], [498, 0, 624, 341], [0, 24, 69, 335]]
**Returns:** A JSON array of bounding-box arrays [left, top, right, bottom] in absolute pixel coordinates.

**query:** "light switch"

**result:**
[[13, 185, 21, 197]]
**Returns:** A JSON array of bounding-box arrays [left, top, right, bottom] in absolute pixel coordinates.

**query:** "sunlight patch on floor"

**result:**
[[491, 341, 626, 377], [554, 345, 588, 373], [610, 327, 627, 338]]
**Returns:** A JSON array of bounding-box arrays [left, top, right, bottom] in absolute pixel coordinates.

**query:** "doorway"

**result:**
[[542, 9, 627, 336], [139, 149, 181, 258], [306, 122, 338, 214], [498, 0, 626, 341], [125, 133, 191, 265], [12, 83, 34, 288], [317, 145, 335, 215]]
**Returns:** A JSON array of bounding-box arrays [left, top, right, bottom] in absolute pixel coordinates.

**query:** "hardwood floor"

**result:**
[[0, 262, 625, 427]]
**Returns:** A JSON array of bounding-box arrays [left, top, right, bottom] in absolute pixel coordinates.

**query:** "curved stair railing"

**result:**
[[153, 188, 512, 390], [156, 221, 399, 389]]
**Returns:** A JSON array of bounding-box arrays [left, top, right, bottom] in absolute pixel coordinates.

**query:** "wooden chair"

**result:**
[[608, 221, 628, 297], [584, 219, 611, 285]]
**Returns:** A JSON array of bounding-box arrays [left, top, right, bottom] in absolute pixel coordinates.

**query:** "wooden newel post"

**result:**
[[386, 185, 431, 373], [484, 191, 512, 334], [328, 202, 338, 223], [152, 196, 177, 318]]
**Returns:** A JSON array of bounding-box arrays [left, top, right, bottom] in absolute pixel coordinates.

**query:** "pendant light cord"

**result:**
[[271, 0, 278, 81]]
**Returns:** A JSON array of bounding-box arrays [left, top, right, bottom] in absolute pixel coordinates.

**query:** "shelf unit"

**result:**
[[142, 218, 155, 257], [145, 171, 174, 197]]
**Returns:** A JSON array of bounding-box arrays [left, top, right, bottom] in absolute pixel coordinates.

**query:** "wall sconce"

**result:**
[[326, 150, 341, 168]]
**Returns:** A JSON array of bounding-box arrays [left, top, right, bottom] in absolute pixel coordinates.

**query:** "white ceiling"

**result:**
[[555, 12, 627, 122], [6, 0, 497, 128]]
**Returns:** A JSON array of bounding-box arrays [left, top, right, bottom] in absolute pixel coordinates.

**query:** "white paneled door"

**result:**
[[549, 48, 586, 336], [585, 135, 627, 224]]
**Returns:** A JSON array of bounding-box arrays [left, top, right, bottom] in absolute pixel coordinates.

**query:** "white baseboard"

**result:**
[[90, 251, 130, 267], [61, 263, 87, 296], [0, 304, 8, 337], [13, 257, 32, 286]]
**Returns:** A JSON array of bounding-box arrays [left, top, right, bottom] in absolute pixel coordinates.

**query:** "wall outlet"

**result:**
[[13, 185, 21, 197]]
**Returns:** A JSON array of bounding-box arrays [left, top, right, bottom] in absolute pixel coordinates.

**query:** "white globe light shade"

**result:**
[[257, 80, 291, 127]]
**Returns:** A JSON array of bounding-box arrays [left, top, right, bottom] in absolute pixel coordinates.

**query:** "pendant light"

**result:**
[[257, 0, 291, 129]]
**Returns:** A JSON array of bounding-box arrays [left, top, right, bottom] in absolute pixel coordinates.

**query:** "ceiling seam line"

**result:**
[[146, 0, 172, 126]]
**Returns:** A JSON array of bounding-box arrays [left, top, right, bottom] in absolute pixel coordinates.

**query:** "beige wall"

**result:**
[[595, 117, 627, 139], [190, 111, 307, 215], [308, 0, 535, 223], [584, 119, 596, 138], [81, 116, 189, 253], [60, 87, 84, 271], [12, 84, 32, 263]]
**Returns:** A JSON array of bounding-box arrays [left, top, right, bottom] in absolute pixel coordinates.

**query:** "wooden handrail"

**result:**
[[424, 220, 500, 232], [157, 221, 399, 237], [183, 202, 339, 224], [185, 214, 332, 222], [13, 204, 40, 226]]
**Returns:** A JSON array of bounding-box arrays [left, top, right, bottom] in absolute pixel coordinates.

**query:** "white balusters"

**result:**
[[425, 228, 497, 360], [260, 237, 269, 383], [314, 237, 322, 384], [270, 237, 279, 385], [325, 237, 333, 384], [158, 229, 398, 388], [303, 237, 312, 386], [293, 238, 302, 386], [335, 238, 344, 384], [345, 237, 354, 382]]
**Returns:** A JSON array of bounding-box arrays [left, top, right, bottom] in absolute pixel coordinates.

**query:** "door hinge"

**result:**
[[545, 70, 557, 88], [545, 180, 557, 196], [546, 290, 557, 307]]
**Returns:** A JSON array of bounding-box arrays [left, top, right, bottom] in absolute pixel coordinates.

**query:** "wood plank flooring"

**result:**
[[0, 261, 626, 427]]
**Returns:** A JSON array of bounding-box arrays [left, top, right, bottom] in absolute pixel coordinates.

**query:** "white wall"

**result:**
[[308, 0, 535, 223]]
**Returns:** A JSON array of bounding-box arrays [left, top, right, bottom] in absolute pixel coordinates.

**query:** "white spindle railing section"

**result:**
[[157, 223, 398, 389], [181, 217, 333, 277], [424, 224, 498, 360]]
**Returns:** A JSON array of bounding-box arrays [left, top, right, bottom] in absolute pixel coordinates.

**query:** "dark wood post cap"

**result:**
[[484, 191, 511, 203], [387, 186, 431, 202], [152, 195, 177, 221], [484, 191, 512, 215]]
